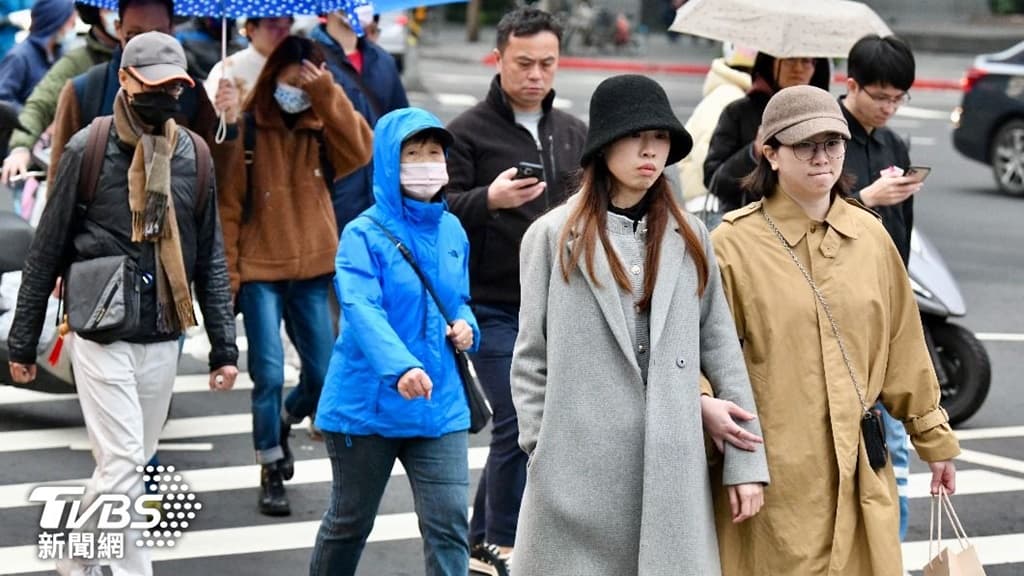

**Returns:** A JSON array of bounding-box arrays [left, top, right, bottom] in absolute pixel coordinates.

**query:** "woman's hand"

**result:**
[[700, 396, 764, 452], [446, 320, 474, 351], [397, 368, 433, 401], [296, 59, 328, 89], [727, 483, 764, 523], [214, 78, 241, 124], [929, 460, 956, 495]]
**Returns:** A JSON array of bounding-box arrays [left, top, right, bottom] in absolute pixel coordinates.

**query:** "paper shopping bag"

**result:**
[[923, 546, 986, 576], [923, 488, 986, 576]]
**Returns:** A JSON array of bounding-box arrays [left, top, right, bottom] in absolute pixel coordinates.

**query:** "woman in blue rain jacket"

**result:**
[[311, 107, 479, 576]]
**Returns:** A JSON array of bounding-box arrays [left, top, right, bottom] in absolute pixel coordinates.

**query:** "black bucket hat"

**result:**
[[581, 75, 693, 167]]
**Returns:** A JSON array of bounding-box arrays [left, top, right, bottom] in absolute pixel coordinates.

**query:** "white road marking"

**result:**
[[976, 332, 1024, 343], [954, 426, 1024, 441], [0, 414, 252, 453], [909, 136, 936, 147], [956, 449, 1024, 475], [907, 469, 1024, 499], [436, 93, 478, 107], [0, 449, 490, 510], [3, 514, 1023, 574], [897, 105, 953, 121], [552, 97, 572, 109], [0, 369, 304, 405], [67, 442, 214, 452]]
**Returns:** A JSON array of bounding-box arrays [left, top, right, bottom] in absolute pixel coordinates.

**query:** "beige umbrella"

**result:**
[[669, 0, 893, 58]]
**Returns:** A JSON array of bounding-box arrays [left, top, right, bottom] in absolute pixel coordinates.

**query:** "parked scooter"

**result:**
[[908, 228, 991, 425], [687, 194, 992, 425]]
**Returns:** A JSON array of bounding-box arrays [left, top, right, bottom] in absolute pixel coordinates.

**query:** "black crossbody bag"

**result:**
[[365, 216, 492, 434]]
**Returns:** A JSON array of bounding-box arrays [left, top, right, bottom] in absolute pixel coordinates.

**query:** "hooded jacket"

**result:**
[[316, 108, 480, 438], [703, 53, 831, 213]]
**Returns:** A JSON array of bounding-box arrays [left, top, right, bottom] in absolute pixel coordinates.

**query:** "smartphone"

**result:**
[[514, 161, 545, 181], [905, 166, 931, 183]]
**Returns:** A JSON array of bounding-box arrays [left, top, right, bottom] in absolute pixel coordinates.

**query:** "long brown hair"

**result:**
[[557, 161, 709, 311], [246, 35, 326, 114]]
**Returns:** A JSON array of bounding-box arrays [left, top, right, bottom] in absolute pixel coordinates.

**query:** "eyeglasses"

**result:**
[[861, 86, 911, 107], [129, 71, 186, 98], [789, 138, 847, 161]]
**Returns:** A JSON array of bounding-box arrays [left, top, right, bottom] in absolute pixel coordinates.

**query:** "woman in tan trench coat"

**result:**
[[708, 85, 960, 575]]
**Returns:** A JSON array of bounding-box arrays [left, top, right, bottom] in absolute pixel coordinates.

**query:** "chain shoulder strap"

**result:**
[[760, 208, 871, 415]]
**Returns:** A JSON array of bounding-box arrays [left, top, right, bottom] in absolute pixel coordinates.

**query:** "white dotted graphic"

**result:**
[[133, 465, 201, 548]]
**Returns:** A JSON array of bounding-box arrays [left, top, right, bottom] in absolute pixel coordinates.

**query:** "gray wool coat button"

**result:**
[[676, 357, 686, 368]]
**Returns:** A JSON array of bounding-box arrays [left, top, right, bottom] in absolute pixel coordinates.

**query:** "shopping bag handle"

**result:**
[[930, 486, 971, 559]]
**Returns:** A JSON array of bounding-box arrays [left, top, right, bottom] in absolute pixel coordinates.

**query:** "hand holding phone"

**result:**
[[904, 166, 931, 184], [514, 161, 545, 181]]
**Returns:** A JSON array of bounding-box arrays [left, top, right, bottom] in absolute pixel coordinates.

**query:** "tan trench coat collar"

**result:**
[[763, 187, 863, 248]]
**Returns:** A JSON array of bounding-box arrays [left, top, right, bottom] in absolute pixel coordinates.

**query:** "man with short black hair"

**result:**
[[841, 33, 919, 264], [8, 32, 238, 576], [445, 7, 587, 573], [840, 33, 920, 542]]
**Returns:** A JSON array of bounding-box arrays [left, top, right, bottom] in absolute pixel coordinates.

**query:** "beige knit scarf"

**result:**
[[113, 90, 196, 333]]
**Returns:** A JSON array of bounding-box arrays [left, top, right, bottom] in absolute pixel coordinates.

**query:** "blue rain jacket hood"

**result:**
[[316, 107, 479, 438]]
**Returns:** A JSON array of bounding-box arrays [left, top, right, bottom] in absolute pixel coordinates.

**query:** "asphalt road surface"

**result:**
[[0, 55, 1020, 576]]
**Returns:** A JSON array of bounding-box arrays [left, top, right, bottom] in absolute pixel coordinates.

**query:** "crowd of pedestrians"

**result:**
[[2, 2, 961, 575]]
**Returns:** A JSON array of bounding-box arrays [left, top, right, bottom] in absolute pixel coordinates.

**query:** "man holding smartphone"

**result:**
[[840, 34, 921, 264], [839, 33, 921, 542], [444, 7, 586, 574]]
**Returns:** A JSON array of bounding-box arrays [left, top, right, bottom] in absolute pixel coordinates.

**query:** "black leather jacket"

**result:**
[[9, 122, 238, 370]]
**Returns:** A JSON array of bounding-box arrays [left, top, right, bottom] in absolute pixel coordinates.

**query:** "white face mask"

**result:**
[[100, 10, 118, 39], [400, 162, 448, 201], [273, 83, 312, 114], [59, 27, 79, 52]]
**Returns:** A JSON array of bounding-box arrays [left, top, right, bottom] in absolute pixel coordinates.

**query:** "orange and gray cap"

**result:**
[[120, 31, 195, 88]]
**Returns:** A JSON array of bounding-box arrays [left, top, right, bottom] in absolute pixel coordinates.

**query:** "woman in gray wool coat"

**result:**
[[510, 74, 771, 576]]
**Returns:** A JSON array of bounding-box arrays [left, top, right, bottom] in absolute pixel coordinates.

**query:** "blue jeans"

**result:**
[[469, 303, 525, 548], [238, 276, 334, 464], [876, 402, 910, 540], [309, 432, 470, 576]]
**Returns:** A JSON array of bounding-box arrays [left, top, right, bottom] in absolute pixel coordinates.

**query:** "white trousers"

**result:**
[[57, 335, 178, 576]]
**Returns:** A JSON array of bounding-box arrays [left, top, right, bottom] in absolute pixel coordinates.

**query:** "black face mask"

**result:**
[[129, 91, 181, 127]]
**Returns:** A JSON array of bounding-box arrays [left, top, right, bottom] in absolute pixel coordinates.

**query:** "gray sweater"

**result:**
[[606, 211, 651, 382]]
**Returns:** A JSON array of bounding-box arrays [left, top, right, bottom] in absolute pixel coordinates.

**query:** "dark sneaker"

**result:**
[[279, 420, 294, 481], [258, 463, 291, 517], [469, 543, 511, 576]]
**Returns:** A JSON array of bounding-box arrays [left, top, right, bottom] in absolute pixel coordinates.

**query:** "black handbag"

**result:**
[[366, 216, 493, 433], [64, 255, 142, 344]]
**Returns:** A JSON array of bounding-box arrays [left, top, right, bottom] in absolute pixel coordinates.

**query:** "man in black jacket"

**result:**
[[840, 34, 921, 265], [445, 7, 586, 573], [7, 32, 237, 576]]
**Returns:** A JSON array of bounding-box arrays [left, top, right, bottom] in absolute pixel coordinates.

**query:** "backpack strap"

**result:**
[[78, 115, 113, 204], [184, 127, 210, 216], [241, 111, 256, 224]]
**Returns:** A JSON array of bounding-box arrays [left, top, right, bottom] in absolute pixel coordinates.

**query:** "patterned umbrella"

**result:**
[[669, 0, 892, 58]]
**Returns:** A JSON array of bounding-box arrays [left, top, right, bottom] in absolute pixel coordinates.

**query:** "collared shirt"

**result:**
[[839, 97, 914, 265]]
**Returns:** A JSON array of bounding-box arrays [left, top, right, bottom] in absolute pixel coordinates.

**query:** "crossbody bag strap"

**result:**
[[364, 215, 453, 325], [760, 207, 871, 415]]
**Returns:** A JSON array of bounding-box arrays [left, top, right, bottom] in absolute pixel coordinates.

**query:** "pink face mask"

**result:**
[[400, 162, 448, 201]]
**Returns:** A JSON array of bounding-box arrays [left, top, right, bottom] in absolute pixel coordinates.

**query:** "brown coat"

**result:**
[[709, 191, 960, 576], [216, 74, 372, 292]]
